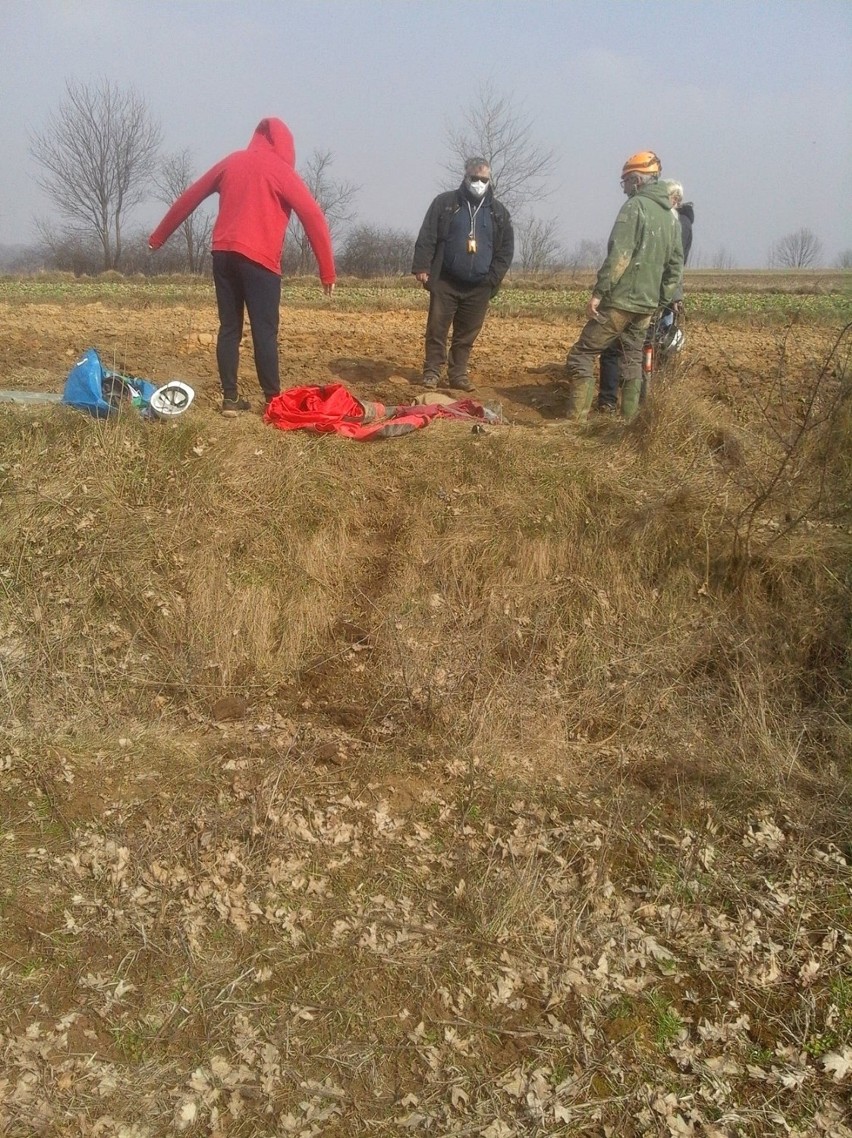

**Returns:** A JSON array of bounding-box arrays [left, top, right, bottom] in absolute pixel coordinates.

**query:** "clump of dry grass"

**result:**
[[0, 327, 849, 812]]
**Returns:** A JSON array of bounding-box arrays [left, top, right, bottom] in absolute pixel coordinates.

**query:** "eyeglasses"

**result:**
[[468, 175, 490, 184]]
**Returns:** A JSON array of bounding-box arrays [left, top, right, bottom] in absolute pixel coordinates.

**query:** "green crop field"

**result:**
[[1, 270, 849, 324]]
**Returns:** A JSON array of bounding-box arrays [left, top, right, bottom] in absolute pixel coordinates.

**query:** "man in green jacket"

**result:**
[[560, 151, 683, 421]]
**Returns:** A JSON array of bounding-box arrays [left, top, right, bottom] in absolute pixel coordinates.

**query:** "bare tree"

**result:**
[[339, 225, 414, 277], [768, 227, 824, 269], [283, 149, 359, 275], [30, 79, 162, 270], [516, 215, 563, 273], [834, 249, 852, 270], [687, 246, 704, 269], [0, 243, 41, 272], [152, 150, 213, 274], [443, 81, 556, 213], [711, 245, 736, 270], [564, 238, 606, 276], [34, 220, 104, 275]]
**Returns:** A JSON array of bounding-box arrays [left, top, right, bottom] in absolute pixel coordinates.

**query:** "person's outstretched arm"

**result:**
[[148, 162, 226, 249]]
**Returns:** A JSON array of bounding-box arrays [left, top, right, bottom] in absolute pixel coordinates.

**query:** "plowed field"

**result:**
[[0, 286, 842, 422]]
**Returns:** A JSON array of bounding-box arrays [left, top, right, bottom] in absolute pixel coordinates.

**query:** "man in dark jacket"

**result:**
[[561, 151, 683, 422], [412, 158, 514, 391], [597, 180, 694, 413]]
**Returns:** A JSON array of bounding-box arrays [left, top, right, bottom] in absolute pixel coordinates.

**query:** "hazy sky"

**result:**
[[1, 0, 850, 267]]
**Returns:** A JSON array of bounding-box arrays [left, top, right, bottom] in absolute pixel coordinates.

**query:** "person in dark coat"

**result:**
[[411, 158, 514, 392], [597, 179, 694, 413]]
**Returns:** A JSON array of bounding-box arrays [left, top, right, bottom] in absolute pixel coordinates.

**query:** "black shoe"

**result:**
[[222, 397, 251, 417], [449, 376, 474, 392], [422, 372, 439, 389]]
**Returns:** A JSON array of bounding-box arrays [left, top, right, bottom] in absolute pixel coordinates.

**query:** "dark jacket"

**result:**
[[412, 185, 514, 292], [678, 203, 694, 265], [671, 203, 694, 302], [593, 181, 683, 314]]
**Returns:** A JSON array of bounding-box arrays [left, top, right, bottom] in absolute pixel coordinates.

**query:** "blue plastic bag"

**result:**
[[62, 349, 158, 418]]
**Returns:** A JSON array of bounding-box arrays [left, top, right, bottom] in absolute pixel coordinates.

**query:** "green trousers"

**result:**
[[563, 307, 652, 420]]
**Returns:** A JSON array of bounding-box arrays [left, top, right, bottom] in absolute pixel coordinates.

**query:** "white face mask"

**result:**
[[467, 178, 488, 198]]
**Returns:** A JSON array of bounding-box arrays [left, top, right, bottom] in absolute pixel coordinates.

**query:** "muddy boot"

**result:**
[[560, 375, 595, 421], [620, 377, 641, 421], [449, 375, 474, 392]]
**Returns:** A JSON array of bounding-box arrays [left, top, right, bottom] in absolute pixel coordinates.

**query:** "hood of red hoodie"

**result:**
[[248, 118, 295, 166]]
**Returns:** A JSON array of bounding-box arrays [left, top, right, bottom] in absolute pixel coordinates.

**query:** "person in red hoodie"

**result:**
[[148, 118, 336, 417]]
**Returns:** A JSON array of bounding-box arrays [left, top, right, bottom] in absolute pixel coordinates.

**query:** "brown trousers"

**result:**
[[423, 276, 492, 383]]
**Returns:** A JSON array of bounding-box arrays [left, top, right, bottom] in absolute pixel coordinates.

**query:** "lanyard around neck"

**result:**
[[466, 198, 484, 238]]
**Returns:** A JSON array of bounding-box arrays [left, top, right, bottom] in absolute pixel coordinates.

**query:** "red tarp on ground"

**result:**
[[264, 383, 493, 439]]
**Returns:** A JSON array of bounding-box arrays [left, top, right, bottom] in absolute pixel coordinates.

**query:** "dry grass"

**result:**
[[0, 321, 850, 1136]]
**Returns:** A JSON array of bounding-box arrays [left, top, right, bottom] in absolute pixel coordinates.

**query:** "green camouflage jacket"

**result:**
[[593, 181, 684, 314]]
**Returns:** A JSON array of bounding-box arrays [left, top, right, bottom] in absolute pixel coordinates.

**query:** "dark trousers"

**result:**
[[599, 314, 670, 410], [598, 343, 622, 410], [424, 276, 492, 382], [212, 251, 282, 400]]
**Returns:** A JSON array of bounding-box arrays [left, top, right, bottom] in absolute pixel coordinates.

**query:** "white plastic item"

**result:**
[[149, 381, 195, 417]]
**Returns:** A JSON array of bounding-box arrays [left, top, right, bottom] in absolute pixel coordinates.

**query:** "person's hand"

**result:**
[[672, 300, 683, 316], [414, 271, 429, 288], [323, 282, 335, 297], [585, 295, 602, 320]]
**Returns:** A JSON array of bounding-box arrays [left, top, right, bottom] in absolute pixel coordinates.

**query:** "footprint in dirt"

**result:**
[[495, 377, 566, 423], [329, 357, 423, 403]]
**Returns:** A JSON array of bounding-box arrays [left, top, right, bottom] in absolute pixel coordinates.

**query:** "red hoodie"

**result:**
[[148, 118, 336, 281]]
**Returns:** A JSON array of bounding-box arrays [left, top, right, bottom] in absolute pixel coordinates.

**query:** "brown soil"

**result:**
[[0, 299, 836, 424]]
